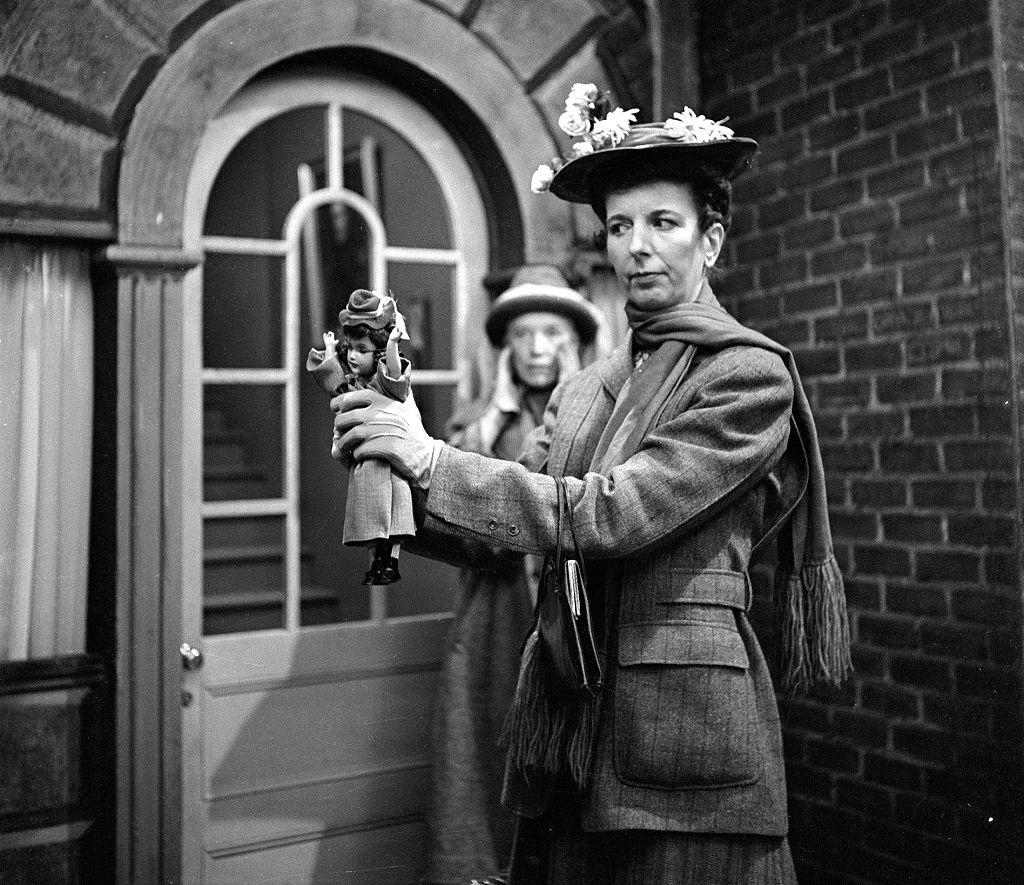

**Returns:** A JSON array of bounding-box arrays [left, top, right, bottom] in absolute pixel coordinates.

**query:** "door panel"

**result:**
[[193, 618, 453, 882], [205, 821, 426, 884]]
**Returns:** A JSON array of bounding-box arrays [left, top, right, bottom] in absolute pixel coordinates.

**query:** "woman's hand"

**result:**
[[491, 346, 519, 405], [332, 388, 440, 488], [556, 336, 582, 378], [475, 348, 515, 452]]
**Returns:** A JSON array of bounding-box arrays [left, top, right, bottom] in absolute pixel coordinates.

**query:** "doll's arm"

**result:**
[[376, 311, 412, 401], [306, 332, 349, 396], [385, 324, 402, 379]]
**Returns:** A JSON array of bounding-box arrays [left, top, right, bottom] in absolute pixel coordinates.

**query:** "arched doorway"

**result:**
[[108, 3, 579, 879], [178, 71, 489, 882]]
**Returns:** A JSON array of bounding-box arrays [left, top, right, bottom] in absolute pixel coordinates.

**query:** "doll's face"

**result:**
[[505, 312, 578, 389], [343, 332, 382, 377]]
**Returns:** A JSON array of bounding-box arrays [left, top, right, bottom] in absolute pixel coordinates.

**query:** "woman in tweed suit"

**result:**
[[334, 92, 851, 884]]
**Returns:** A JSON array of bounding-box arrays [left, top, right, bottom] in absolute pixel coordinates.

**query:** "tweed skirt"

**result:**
[[342, 457, 415, 543], [509, 786, 796, 885]]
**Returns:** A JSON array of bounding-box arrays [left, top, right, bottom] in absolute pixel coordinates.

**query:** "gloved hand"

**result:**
[[332, 387, 440, 489]]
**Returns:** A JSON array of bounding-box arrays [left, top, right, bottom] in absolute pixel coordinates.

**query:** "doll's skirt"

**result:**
[[343, 457, 416, 544]]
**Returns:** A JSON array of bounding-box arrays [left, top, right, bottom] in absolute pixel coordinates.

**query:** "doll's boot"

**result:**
[[377, 557, 401, 584], [378, 541, 402, 584], [361, 545, 382, 585], [362, 541, 392, 585]]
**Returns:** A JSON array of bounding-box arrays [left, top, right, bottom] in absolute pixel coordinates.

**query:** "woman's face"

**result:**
[[604, 179, 724, 311], [344, 333, 381, 377], [505, 311, 578, 389]]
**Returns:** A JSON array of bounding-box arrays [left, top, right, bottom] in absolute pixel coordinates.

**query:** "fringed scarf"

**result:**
[[503, 280, 852, 788]]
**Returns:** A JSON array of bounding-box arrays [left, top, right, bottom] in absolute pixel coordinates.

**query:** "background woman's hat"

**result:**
[[484, 265, 601, 346], [550, 123, 758, 204], [339, 288, 396, 331]]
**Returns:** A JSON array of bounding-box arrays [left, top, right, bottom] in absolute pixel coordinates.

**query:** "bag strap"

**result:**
[[559, 477, 587, 586], [553, 475, 565, 575]]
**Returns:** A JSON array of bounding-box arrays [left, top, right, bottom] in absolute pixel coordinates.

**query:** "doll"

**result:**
[[306, 289, 415, 585]]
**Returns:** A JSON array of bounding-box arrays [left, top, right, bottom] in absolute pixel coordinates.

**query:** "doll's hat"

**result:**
[[484, 265, 601, 346], [339, 289, 396, 331], [531, 85, 758, 205]]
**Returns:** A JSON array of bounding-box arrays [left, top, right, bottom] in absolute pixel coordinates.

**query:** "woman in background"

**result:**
[[425, 265, 602, 885]]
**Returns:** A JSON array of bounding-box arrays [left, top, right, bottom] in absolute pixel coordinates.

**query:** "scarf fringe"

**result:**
[[778, 553, 852, 691], [500, 630, 600, 788]]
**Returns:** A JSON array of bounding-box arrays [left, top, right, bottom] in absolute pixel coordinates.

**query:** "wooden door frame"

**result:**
[[107, 2, 562, 880]]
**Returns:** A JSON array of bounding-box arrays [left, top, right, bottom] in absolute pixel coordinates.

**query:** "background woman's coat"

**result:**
[[424, 391, 544, 884]]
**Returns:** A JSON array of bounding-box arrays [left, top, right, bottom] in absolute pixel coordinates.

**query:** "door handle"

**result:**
[[180, 642, 204, 671]]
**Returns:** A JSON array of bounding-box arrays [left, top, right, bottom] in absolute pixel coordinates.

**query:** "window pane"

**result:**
[[299, 205, 373, 344], [203, 515, 284, 635], [204, 385, 283, 501], [415, 384, 456, 444], [388, 262, 453, 371], [344, 110, 451, 249], [205, 105, 328, 239], [203, 252, 284, 369]]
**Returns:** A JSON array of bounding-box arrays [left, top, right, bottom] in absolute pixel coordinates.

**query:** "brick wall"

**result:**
[[699, 0, 1024, 880]]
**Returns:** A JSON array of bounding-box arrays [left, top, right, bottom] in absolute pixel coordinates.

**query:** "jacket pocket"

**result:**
[[612, 572, 764, 791]]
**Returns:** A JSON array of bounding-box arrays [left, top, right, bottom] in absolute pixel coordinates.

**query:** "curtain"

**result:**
[[0, 241, 93, 660]]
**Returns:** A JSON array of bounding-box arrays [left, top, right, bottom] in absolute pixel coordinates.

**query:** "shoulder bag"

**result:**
[[536, 477, 603, 698]]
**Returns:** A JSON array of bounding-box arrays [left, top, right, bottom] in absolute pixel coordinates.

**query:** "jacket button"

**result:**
[[508, 523, 520, 536], [487, 518, 499, 531]]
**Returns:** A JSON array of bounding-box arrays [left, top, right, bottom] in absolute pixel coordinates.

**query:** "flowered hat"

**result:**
[[339, 289, 397, 332], [532, 84, 758, 205], [485, 264, 602, 346]]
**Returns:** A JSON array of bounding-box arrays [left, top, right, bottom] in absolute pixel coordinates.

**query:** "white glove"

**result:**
[[332, 388, 440, 489]]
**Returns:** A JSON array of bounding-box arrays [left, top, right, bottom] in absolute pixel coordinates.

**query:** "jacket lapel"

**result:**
[[547, 345, 633, 478], [597, 339, 634, 397]]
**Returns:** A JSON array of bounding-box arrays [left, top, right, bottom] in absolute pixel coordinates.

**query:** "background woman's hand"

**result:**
[[556, 336, 582, 378], [477, 347, 516, 452]]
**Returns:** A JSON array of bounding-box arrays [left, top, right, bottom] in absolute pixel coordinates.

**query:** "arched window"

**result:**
[[187, 72, 488, 633]]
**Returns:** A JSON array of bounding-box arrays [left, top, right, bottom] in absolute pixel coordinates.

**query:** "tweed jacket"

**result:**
[[412, 308, 808, 838]]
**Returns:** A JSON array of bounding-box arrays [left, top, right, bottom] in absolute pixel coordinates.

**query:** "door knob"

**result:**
[[180, 642, 204, 671]]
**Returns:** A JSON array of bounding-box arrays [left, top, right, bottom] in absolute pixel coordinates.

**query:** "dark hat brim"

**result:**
[[549, 136, 759, 204], [485, 289, 601, 347]]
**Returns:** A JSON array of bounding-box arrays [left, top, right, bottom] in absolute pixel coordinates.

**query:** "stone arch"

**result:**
[[117, 0, 588, 263]]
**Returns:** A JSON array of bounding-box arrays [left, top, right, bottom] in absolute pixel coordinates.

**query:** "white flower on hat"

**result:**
[[664, 108, 735, 143], [558, 107, 592, 137], [565, 83, 599, 110], [590, 106, 638, 149], [531, 164, 555, 193], [529, 84, 642, 194]]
